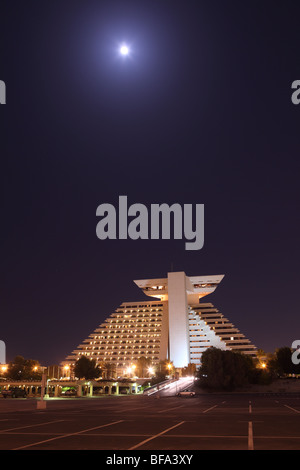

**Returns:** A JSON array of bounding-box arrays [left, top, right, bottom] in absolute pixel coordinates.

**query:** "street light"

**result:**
[[126, 364, 137, 378], [64, 365, 70, 379]]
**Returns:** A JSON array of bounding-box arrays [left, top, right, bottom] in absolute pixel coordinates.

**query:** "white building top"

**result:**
[[134, 272, 224, 303]]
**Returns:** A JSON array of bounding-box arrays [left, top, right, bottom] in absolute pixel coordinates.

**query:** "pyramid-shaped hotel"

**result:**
[[64, 271, 257, 375]]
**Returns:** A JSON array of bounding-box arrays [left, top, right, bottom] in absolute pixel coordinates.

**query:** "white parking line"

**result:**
[[128, 421, 185, 450], [114, 406, 151, 413], [0, 420, 64, 433], [202, 405, 218, 413], [284, 405, 300, 414], [13, 420, 124, 450], [157, 405, 185, 413]]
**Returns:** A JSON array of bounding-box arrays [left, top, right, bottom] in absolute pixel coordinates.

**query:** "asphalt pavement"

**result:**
[[0, 392, 299, 452]]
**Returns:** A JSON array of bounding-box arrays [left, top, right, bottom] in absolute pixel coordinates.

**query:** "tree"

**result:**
[[7, 356, 42, 380], [157, 359, 174, 376], [182, 363, 196, 377], [135, 356, 151, 377], [198, 348, 275, 390], [198, 348, 255, 391], [147, 360, 171, 386], [100, 361, 117, 379], [74, 356, 101, 380], [270, 347, 300, 376]]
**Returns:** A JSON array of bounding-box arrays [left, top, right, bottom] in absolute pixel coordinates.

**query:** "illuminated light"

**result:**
[[120, 44, 130, 56]]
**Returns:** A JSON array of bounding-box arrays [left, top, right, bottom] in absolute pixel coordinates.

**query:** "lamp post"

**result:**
[[37, 367, 47, 410]]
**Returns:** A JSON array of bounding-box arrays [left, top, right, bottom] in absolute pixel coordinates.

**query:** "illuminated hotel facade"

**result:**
[[64, 272, 257, 374]]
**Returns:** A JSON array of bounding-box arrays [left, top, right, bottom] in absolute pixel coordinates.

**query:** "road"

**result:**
[[0, 392, 299, 451], [148, 376, 195, 397]]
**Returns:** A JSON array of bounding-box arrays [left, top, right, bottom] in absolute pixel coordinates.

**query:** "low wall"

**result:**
[[196, 378, 300, 394], [243, 379, 300, 393]]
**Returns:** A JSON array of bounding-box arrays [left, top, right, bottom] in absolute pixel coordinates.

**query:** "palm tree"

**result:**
[[135, 357, 151, 377], [74, 356, 101, 380]]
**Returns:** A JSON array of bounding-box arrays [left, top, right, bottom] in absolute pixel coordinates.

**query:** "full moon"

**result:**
[[120, 44, 130, 56]]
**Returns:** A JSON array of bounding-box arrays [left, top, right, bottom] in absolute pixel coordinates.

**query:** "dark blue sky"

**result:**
[[1, 1, 300, 365]]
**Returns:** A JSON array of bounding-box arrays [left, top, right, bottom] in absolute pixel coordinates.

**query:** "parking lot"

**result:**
[[0, 392, 299, 451]]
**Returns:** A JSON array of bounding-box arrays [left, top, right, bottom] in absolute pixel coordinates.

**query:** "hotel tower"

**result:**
[[64, 272, 257, 374]]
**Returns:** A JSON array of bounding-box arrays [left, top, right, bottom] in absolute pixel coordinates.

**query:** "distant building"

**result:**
[[63, 272, 256, 375], [46, 365, 63, 380]]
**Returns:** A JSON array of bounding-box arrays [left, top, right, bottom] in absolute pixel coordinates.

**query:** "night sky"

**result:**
[[1, 1, 300, 366]]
